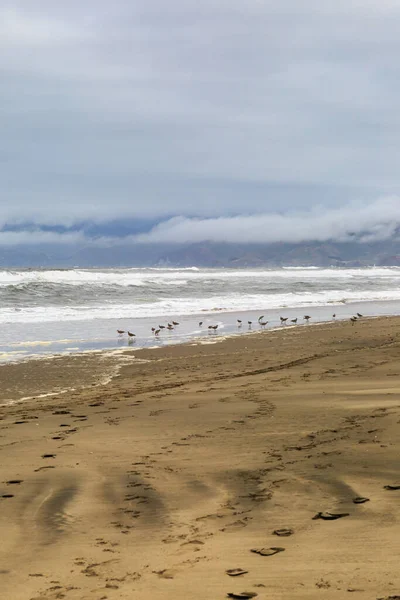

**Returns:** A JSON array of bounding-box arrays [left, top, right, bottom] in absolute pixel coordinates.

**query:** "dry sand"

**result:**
[[0, 317, 400, 600]]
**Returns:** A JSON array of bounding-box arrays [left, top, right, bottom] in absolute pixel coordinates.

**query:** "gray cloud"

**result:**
[[1, 1, 400, 234]]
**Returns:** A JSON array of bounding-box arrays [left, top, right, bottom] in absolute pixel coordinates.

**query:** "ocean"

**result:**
[[1, 266, 399, 362]]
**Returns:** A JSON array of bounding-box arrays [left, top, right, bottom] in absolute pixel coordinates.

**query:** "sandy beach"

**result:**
[[1, 317, 399, 600]]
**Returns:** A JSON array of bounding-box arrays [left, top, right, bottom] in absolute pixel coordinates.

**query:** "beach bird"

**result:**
[[304, 315, 311, 322], [280, 317, 288, 324], [167, 324, 174, 330], [151, 327, 156, 333], [258, 315, 264, 322], [357, 312, 363, 318], [237, 319, 242, 327], [350, 317, 357, 325], [158, 325, 166, 329], [127, 331, 136, 337], [117, 330, 125, 335], [248, 321, 252, 327], [199, 321, 203, 326], [208, 324, 218, 332], [155, 329, 160, 336], [172, 321, 179, 325], [332, 314, 336, 319], [291, 318, 297, 324], [259, 321, 268, 328]]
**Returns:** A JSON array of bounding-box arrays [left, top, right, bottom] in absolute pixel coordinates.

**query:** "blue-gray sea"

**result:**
[[1, 266, 399, 362]]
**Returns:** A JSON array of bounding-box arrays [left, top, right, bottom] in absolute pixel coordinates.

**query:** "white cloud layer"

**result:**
[[1, 197, 397, 246], [131, 197, 400, 244]]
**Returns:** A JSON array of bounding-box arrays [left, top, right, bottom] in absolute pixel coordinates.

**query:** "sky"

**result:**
[[1, 0, 400, 246]]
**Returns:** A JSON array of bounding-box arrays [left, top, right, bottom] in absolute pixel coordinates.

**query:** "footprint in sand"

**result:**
[[34, 466, 55, 472], [273, 528, 294, 537], [251, 547, 285, 556], [226, 568, 248, 577], [312, 512, 349, 520], [153, 569, 175, 579]]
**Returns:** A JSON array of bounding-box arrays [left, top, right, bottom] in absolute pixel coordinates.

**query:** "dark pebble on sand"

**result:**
[[353, 497, 370, 504], [6, 480, 23, 485], [1, 494, 14, 498], [42, 454, 56, 458]]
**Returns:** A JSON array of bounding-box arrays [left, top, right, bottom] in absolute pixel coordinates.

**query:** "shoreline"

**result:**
[[1, 316, 400, 599], [1, 297, 399, 366], [0, 314, 391, 406]]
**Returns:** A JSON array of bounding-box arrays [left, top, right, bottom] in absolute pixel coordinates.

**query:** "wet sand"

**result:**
[[0, 317, 399, 599]]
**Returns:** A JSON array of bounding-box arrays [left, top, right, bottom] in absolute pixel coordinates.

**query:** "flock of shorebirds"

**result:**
[[116, 312, 365, 341]]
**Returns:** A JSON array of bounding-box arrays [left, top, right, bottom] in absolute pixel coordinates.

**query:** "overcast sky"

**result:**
[[1, 0, 400, 245]]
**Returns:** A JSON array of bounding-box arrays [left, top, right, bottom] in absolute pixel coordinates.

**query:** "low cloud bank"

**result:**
[[0, 230, 85, 246], [0, 197, 398, 247], [131, 197, 400, 245]]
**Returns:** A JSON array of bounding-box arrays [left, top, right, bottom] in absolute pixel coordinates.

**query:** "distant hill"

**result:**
[[0, 238, 399, 268]]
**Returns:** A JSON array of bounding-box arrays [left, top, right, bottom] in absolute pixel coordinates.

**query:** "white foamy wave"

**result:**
[[2, 288, 400, 324], [1, 266, 400, 288]]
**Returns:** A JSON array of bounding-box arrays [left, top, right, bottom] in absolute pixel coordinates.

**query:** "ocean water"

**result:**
[[0, 266, 399, 362]]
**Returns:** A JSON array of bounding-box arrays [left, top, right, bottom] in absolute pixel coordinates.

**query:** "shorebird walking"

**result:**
[[248, 321, 252, 328], [237, 319, 242, 327], [208, 324, 218, 333], [291, 318, 297, 324], [151, 327, 156, 333], [357, 312, 363, 318], [117, 330, 125, 336], [167, 324, 174, 330], [127, 331, 136, 338], [155, 329, 160, 336], [350, 317, 357, 325], [172, 321, 179, 326], [259, 320, 268, 328], [158, 325, 166, 329], [199, 321, 203, 326], [280, 317, 288, 325], [332, 314, 336, 319], [304, 315, 311, 323]]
